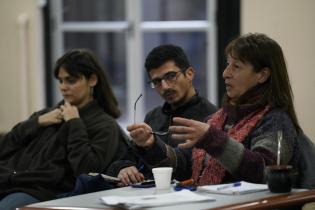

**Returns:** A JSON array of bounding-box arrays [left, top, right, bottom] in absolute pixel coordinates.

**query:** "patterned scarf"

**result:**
[[191, 105, 271, 185]]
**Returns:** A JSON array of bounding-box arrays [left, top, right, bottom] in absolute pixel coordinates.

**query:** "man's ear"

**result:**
[[89, 74, 98, 87], [258, 67, 271, 84], [185, 67, 195, 81]]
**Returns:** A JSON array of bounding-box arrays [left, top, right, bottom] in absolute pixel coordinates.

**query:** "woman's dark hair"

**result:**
[[225, 33, 300, 131], [144, 44, 191, 74], [54, 49, 120, 118]]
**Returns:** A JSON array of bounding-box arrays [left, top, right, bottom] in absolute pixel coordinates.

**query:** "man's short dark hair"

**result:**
[[144, 44, 191, 73]]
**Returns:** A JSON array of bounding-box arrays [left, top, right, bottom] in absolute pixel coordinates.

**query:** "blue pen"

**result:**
[[217, 182, 241, 190], [174, 185, 197, 191], [138, 164, 145, 172]]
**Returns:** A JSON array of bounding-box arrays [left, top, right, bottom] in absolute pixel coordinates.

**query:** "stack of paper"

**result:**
[[198, 181, 268, 195], [100, 190, 214, 209]]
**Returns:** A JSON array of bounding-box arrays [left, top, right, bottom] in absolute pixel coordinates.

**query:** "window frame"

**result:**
[[49, 0, 217, 125]]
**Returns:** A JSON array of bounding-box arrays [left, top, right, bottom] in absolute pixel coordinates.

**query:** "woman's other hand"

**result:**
[[170, 117, 210, 149], [38, 108, 63, 126]]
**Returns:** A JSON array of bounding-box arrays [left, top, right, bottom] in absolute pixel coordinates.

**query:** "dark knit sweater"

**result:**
[[0, 100, 121, 201], [136, 108, 297, 184]]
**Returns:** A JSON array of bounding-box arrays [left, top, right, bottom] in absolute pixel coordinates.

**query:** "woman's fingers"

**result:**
[[178, 140, 196, 149], [169, 125, 194, 134], [171, 132, 193, 141], [172, 117, 194, 126]]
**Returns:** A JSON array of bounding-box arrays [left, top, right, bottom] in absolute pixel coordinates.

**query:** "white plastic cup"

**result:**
[[152, 167, 173, 189]]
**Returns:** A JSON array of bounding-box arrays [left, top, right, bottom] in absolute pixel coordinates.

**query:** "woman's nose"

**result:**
[[59, 82, 68, 91], [222, 66, 231, 79]]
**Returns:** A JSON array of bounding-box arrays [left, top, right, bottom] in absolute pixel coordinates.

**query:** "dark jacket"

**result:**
[[106, 94, 217, 180], [0, 100, 121, 201]]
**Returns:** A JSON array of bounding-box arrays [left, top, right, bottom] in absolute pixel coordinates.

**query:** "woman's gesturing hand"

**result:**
[[169, 117, 210, 149]]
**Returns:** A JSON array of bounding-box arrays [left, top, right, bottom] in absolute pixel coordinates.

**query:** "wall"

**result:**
[[0, 0, 45, 132], [0, 0, 314, 141], [241, 0, 315, 141]]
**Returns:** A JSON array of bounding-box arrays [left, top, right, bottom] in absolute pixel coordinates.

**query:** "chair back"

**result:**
[[292, 132, 315, 189]]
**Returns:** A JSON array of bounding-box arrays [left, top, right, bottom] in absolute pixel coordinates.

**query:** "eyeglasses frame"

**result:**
[[147, 68, 187, 89]]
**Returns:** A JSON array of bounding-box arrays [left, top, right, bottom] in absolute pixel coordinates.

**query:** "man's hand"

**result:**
[[60, 101, 80, 121], [169, 117, 210, 149], [117, 166, 144, 186], [127, 123, 155, 148], [38, 108, 63, 126]]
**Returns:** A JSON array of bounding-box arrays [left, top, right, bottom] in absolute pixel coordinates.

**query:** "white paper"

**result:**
[[198, 181, 268, 195], [100, 189, 215, 209], [88, 172, 120, 183]]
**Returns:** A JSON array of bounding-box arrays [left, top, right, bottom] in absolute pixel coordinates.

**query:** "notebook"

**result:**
[[198, 181, 268, 195]]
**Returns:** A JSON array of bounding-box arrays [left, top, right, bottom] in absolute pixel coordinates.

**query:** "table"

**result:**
[[19, 187, 315, 210]]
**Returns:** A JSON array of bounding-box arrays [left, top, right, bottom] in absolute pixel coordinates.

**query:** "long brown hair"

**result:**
[[225, 33, 300, 131], [54, 49, 120, 118]]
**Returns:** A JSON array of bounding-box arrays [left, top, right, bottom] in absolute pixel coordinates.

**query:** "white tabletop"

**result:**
[[25, 186, 299, 210]]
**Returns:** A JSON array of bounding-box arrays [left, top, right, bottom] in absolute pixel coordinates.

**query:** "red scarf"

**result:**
[[191, 105, 271, 185]]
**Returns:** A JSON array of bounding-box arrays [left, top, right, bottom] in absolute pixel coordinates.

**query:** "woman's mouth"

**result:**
[[63, 94, 71, 99]]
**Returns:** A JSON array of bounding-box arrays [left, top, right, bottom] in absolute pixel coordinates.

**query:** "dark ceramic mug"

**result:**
[[266, 165, 293, 193]]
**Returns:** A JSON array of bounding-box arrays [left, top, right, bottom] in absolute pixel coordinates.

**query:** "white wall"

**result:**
[[241, 0, 315, 141], [0, 0, 45, 132]]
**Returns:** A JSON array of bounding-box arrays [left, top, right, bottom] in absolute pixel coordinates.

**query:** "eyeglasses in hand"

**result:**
[[133, 94, 143, 124], [133, 93, 170, 136], [150, 113, 172, 136], [151, 130, 169, 136]]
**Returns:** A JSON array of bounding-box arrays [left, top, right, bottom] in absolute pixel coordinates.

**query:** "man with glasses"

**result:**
[[107, 44, 217, 185]]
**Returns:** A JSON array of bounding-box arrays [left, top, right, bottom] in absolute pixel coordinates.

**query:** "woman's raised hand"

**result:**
[[169, 117, 210, 149]]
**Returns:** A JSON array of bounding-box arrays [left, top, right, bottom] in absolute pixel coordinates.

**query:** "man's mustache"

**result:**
[[162, 89, 176, 97]]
